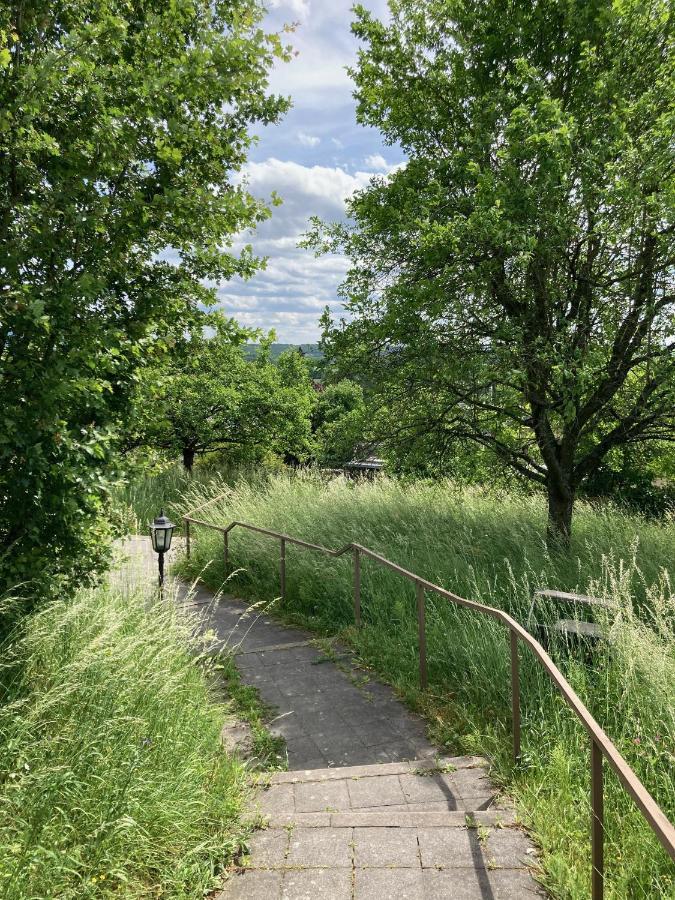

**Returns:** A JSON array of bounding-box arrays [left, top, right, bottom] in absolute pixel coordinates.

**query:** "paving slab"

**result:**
[[354, 868, 424, 899], [353, 826, 420, 868], [329, 811, 508, 828], [269, 758, 483, 783], [347, 773, 407, 809], [486, 826, 537, 868], [245, 828, 289, 868], [281, 869, 352, 899], [216, 869, 282, 900], [423, 868, 545, 898], [417, 825, 479, 868], [294, 779, 350, 813], [286, 827, 353, 868], [398, 772, 463, 808]]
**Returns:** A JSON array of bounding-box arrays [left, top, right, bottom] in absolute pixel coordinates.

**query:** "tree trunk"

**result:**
[[182, 446, 195, 473], [546, 483, 574, 551]]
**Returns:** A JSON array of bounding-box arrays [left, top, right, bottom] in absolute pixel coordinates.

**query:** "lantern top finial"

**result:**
[[153, 509, 173, 527]]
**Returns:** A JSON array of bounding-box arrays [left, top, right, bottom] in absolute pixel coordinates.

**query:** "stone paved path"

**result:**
[[180, 582, 544, 898], [118, 538, 544, 898], [222, 760, 542, 899], [182, 583, 438, 768]]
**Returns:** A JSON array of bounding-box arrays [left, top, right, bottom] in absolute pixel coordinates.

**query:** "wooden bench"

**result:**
[[528, 589, 617, 647]]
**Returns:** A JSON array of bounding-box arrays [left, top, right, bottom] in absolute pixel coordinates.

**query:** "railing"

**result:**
[[183, 497, 675, 899]]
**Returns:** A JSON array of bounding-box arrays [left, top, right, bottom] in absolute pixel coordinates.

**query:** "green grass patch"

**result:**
[[175, 471, 675, 899], [211, 652, 287, 770], [0, 581, 252, 898], [113, 461, 275, 536]]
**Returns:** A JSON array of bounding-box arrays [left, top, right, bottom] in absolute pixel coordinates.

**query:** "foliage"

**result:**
[[128, 315, 316, 472], [312, 379, 367, 466], [0, 577, 251, 898], [0, 0, 289, 605], [242, 342, 324, 379], [176, 470, 675, 899], [113, 458, 222, 535], [307, 0, 675, 546], [580, 442, 675, 517]]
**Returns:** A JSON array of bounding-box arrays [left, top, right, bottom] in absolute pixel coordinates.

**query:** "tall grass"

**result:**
[[176, 471, 675, 899], [114, 461, 275, 536], [0, 580, 249, 898], [113, 463, 219, 535]]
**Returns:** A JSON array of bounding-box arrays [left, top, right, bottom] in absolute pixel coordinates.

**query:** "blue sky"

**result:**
[[216, 0, 403, 343]]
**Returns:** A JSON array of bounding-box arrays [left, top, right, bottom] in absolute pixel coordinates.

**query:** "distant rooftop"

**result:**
[[345, 456, 384, 471]]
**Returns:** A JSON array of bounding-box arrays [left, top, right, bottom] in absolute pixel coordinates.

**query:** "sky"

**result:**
[[216, 0, 403, 343]]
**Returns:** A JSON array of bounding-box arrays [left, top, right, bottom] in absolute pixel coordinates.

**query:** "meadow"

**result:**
[[0, 573, 254, 898], [150, 468, 675, 900]]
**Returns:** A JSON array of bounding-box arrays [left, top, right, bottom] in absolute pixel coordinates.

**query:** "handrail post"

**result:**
[[353, 547, 361, 627], [510, 629, 521, 763], [223, 529, 229, 577], [185, 518, 190, 559], [280, 537, 286, 602], [592, 739, 604, 900], [416, 581, 428, 690]]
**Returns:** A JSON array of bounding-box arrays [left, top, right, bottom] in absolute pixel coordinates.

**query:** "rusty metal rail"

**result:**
[[183, 504, 675, 899]]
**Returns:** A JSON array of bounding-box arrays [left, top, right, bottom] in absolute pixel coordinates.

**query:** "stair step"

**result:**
[[267, 756, 486, 784], [265, 809, 516, 828]]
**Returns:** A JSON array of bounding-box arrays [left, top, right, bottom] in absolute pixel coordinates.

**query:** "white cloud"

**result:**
[[265, 1, 391, 104], [242, 158, 373, 216], [207, 0, 399, 342], [268, 0, 311, 21], [216, 158, 386, 341], [364, 153, 388, 171], [365, 153, 398, 173], [297, 131, 321, 147]]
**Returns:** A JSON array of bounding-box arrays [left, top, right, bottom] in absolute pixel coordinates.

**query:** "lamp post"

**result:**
[[150, 509, 176, 596]]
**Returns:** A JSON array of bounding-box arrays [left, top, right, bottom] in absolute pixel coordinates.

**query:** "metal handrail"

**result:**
[[182, 505, 675, 899]]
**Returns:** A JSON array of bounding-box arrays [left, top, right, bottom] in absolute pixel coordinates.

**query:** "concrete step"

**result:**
[[266, 809, 517, 828], [254, 756, 513, 835], [266, 755, 486, 784]]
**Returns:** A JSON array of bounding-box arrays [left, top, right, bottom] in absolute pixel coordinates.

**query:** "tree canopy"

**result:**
[[130, 317, 317, 472], [312, 380, 367, 467], [309, 0, 675, 545], [0, 0, 289, 602]]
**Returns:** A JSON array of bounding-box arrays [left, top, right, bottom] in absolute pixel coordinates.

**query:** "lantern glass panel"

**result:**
[[151, 510, 175, 554]]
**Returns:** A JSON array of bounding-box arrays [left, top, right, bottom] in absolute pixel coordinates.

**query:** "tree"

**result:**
[[308, 0, 675, 547], [312, 380, 367, 467], [0, 0, 289, 602], [130, 317, 316, 472]]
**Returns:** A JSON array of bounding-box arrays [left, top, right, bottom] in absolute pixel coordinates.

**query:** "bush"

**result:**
[[176, 471, 675, 899], [0, 580, 248, 898]]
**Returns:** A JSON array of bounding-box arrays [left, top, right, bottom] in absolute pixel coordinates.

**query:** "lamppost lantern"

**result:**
[[150, 509, 176, 592]]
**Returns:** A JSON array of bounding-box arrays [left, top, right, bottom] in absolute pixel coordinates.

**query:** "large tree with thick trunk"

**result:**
[[308, 0, 675, 547]]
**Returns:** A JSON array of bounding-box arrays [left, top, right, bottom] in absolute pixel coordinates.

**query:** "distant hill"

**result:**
[[242, 343, 323, 362]]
